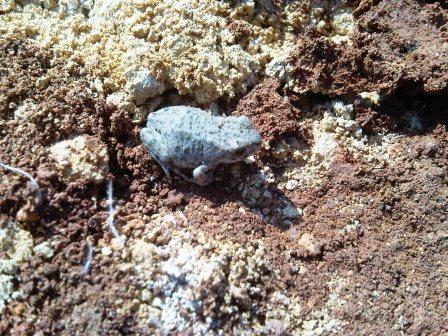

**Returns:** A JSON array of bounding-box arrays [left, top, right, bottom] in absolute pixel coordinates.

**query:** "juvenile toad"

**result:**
[[140, 106, 261, 186]]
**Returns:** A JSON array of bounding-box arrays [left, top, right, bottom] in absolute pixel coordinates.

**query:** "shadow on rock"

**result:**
[[168, 162, 302, 232]]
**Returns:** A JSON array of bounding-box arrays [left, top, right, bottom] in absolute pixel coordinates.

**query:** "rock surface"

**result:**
[[0, 1, 447, 335], [49, 135, 109, 184]]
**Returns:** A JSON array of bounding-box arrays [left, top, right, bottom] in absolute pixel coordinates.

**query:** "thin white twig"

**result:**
[[81, 240, 94, 275], [0, 162, 42, 205], [106, 180, 120, 238]]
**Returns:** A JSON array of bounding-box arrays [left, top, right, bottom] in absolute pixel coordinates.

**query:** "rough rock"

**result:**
[[49, 135, 109, 184]]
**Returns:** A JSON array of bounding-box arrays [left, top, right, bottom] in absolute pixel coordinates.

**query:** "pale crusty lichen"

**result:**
[[49, 135, 109, 184], [265, 100, 400, 190], [0, 1, 358, 106], [127, 216, 269, 334], [266, 2, 356, 91], [329, 7, 355, 44], [0, 0, 304, 104], [105, 212, 348, 334], [0, 222, 34, 312], [256, 271, 349, 335], [359, 91, 382, 105]]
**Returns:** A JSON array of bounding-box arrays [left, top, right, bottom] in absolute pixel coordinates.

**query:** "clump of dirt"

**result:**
[[286, 0, 448, 97], [287, 32, 369, 95], [234, 78, 301, 145]]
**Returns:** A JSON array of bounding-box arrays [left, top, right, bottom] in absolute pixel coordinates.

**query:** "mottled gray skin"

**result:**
[[140, 106, 261, 186]]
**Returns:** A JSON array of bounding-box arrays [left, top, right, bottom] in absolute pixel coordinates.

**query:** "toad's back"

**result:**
[[146, 106, 235, 168]]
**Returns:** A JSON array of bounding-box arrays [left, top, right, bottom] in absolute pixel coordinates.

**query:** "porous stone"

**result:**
[[49, 135, 109, 184], [285, 179, 299, 190], [125, 70, 165, 105]]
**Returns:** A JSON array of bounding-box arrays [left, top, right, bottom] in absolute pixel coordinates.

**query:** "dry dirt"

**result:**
[[0, 1, 447, 335]]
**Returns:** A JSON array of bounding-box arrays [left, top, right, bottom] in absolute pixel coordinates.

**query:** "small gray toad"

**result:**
[[140, 105, 261, 186]]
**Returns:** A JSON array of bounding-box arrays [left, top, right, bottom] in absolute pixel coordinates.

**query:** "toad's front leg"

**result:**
[[192, 164, 216, 186], [140, 128, 172, 179]]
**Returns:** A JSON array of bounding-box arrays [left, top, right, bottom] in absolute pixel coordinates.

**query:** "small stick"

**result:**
[[0, 162, 42, 206], [106, 180, 120, 238], [81, 240, 94, 275]]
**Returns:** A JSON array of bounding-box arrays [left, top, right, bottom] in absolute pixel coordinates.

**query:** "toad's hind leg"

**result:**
[[171, 167, 196, 183], [150, 153, 171, 179]]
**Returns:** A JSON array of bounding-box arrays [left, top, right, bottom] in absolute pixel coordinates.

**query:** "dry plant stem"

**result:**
[[0, 162, 42, 206], [81, 239, 94, 275], [107, 180, 120, 238]]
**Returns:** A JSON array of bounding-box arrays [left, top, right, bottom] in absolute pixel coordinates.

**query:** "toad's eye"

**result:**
[[233, 148, 245, 157]]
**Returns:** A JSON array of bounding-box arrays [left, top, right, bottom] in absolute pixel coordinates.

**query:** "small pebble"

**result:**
[[163, 214, 176, 224], [285, 179, 299, 190], [101, 246, 112, 256], [33, 242, 54, 259], [111, 236, 126, 250]]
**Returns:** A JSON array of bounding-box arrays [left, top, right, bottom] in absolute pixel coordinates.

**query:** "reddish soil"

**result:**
[[288, 0, 448, 96], [0, 1, 447, 334], [234, 78, 301, 144]]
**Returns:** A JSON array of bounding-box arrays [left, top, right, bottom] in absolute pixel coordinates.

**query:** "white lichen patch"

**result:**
[[125, 69, 165, 105], [0, 0, 356, 106], [274, 101, 401, 189], [33, 241, 54, 259], [96, 212, 311, 334], [267, 2, 356, 78], [0, 222, 34, 312], [49, 135, 109, 184], [263, 291, 302, 334], [0, 222, 33, 262], [128, 222, 269, 334], [106, 92, 137, 115], [359, 91, 382, 105], [0, 273, 16, 313], [240, 166, 302, 226], [300, 276, 348, 335], [13, 99, 38, 121], [112, 214, 348, 334], [265, 50, 293, 81], [260, 275, 348, 335], [0, 0, 300, 105], [329, 7, 355, 43]]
